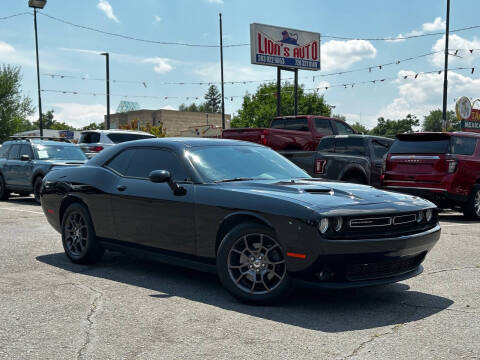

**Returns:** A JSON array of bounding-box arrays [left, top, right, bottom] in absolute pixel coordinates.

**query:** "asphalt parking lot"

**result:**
[[0, 196, 479, 360]]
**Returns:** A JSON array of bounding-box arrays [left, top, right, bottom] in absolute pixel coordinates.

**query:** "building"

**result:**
[[13, 129, 81, 141], [107, 109, 231, 137]]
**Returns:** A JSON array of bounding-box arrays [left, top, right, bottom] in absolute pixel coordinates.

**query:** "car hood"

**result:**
[[217, 179, 433, 213]]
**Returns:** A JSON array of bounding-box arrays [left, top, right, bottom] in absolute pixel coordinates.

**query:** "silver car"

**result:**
[[78, 130, 156, 158]]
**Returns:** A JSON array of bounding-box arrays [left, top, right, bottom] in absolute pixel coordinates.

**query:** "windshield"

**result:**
[[186, 145, 309, 183], [33, 144, 87, 161]]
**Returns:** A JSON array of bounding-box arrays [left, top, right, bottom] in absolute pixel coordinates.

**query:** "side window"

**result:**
[[335, 121, 355, 135], [7, 144, 20, 160], [105, 149, 136, 175], [19, 144, 34, 159], [451, 136, 476, 156], [317, 137, 335, 152], [372, 140, 391, 159], [0, 144, 10, 159], [314, 119, 333, 135], [335, 137, 365, 156], [283, 118, 309, 131], [125, 148, 188, 181], [270, 119, 285, 129]]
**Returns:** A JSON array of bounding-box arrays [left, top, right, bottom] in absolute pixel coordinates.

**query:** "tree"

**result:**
[[32, 110, 75, 131], [0, 65, 34, 142], [350, 122, 369, 134], [119, 118, 166, 137], [423, 109, 460, 132], [370, 114, 420, 138], [81, 122, 104, 130], [204, 85, 222, 113], [178, 102, 207, 113], [231, 82, 331, 128]]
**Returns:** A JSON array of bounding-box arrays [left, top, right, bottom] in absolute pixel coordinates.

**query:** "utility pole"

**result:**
[[101, 53, 110, 130], [219, 13, 225, 129], [33, 8, 43, 136], [442, 0, 451, 132]]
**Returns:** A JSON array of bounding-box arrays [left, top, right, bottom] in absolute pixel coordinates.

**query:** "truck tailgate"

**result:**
[[222, 128, 266, 145]]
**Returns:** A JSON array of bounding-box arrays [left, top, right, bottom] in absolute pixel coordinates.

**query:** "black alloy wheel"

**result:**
[[217, 223, 290, 303], [0, 176, 9, 200], [33, 177, 43, 204], [61, 203, 104, 264]]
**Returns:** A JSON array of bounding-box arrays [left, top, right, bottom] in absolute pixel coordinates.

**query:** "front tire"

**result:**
[[463, 185, 480, 220], [33, 176, 43, 204], [61, 203, 104, 264], [217, 223, 290, 304], [0, 175, 9, 200]]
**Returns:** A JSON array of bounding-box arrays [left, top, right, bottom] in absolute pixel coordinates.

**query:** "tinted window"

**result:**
[[19, 144, 34, 159], [107, 133, 155, 144], [125, 149, 188, 181], [106, 149, 136, 175], [372, 140, 392, 159], [451, 136, 476, 155], [7, 144, 20, 160], [270, 119, 285, 129], [284, 118, 309, 131], [0, 144, 10, 159], [335, 121, 355, 135], [315, 119, 333, 134], [390, 140, 450, 154], [335, 137, 365, 156], [79, 132, 101, 144], [317, 137, 335, 152]]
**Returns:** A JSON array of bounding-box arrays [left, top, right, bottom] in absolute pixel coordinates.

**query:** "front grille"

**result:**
[[346, 253, 426, 281], [349, 217, 391, 228], [393, 214, 416, 225]]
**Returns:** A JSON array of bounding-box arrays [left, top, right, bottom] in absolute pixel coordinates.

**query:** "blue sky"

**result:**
[[1, 0, 479, 128]]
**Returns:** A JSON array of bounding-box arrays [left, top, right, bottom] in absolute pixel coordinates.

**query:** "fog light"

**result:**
[[333, 217, 343, 232], [319, 218, 329, 234], [425, 209, 433, 222], [417, 211, 424, 223]]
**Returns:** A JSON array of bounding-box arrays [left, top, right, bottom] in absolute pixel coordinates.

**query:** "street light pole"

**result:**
[[219, 13, 225, 129], [442, 0, 451, 132], [101, 53, 110, 130]]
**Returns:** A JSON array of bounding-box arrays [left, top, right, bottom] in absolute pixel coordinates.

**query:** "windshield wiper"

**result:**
[[214, 177, 255, 183]]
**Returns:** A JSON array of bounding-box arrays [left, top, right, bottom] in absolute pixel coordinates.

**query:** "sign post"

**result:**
[[250, 23, 321, 116]]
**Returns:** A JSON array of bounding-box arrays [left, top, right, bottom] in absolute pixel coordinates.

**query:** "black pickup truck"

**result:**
[[281, 134, 394, 187]]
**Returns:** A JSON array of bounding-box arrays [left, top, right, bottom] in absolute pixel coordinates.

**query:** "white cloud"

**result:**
[[143, 57, 174, 73], [193, 62, 271, 83], [431, 34, 480, 66], [154, 15, 162, 22], [97, 0, 119, 23], [0, 40, 33, 67], [322, 40, 377, 71], [160, 105, 176, 110], [207, 0, 224, 3], [388, 17, 445, 43], [52, 103, 107, 128]]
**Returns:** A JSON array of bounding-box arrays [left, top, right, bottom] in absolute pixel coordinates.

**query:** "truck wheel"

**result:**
[[463, 185, 480, 220], [343, 174, 366, 185], [33, 176, 43, 204], [216, 223, 291, 304], [0, 175, 10, 200]]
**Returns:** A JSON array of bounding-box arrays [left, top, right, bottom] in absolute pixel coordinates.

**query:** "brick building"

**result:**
[[107, 109, 230, 137]]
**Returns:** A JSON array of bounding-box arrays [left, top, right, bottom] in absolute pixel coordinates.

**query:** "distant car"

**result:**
[[281, 135, 394, 187], [78, 130, 156, 158], [0, 137, 87, 203], [41, 138, 440, 303], [382, 132, 480, 219]]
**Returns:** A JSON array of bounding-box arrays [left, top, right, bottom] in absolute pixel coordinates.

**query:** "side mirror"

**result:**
[[20, 155, 31, 161], [149, 170, 171, 183]]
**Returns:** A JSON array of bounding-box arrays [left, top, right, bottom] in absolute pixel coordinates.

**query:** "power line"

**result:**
[[0, 12, 31, 21]]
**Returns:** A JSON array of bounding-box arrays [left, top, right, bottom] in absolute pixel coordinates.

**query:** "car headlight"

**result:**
[[333, 217, 343, 232], [319, 218, 329, 234], [425, 209, 433, 222], [417, 211, 424, 223]]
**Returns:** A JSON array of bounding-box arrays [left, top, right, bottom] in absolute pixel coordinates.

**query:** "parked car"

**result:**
[[222, 115, 357, 151], [78, 129, 156, 158], [382, 132, 480, 219], [0, 137, 87, 203], [41, 138, 440, 303], [281, 135, 394, 187]]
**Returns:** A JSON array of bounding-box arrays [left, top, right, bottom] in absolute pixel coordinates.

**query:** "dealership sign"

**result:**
[[456, 97, 480, 133], [250, 23, 320, 71]]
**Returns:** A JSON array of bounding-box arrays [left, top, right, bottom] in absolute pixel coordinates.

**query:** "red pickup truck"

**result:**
[[222, 115, 356, 151]]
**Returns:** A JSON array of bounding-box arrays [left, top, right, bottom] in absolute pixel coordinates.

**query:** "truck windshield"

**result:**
[[33, 144, 87, 161], [186, 145, 309, 183]]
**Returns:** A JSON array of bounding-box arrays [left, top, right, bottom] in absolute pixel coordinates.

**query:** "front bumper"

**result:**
[[288, 224, 440, 288]]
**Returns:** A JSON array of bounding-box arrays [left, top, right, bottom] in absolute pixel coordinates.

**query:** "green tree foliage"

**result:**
[[370, 114, 420, 138], [350, 121, 369, 134], [81, 122, 105, 130], [178, 102, 207, 113], [422, 109, 460, 132], [32, 110, 75, 131], [231, 82, 331, 128], [0, 65, 34, 143], [204, 85, 222, 113]]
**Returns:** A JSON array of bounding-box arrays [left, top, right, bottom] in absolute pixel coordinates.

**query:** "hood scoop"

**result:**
[[303, 188, 334, 194]]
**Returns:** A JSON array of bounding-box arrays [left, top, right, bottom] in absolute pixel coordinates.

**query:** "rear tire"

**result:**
[[216, 223, 290, 304], [33, 176, 43, 204], [0, 175, 10, 201], [463, 185, 480, 220], [61, 203, 104, 264], [342, 174, 366, 185]]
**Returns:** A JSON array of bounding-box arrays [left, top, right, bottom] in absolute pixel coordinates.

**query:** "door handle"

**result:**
[[117, 185, 127, 191], [375, 164, 382, 168]]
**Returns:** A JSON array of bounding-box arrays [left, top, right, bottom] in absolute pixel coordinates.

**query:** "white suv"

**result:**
[[78, 130, 156, 158]]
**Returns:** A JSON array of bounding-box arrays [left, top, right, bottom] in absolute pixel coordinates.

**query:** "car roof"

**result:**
[[80, 129, 153, 135], [396, 131, 480, 140], [3, 139, 77, 146]]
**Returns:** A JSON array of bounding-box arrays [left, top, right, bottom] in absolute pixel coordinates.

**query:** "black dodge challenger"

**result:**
[[41, 138, 440, 303]]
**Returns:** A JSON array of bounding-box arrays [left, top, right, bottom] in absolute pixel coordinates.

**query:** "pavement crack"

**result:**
[[422, 266, 479, 276], [75, 284, 103, 360]]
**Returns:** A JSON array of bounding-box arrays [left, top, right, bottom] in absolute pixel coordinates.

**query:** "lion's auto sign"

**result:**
[[457, 97, 480, 133], [250, 23, 320, 71]]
